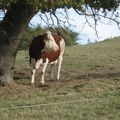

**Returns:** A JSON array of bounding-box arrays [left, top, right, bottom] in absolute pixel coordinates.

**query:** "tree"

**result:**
[[0, 0, 119, 86]]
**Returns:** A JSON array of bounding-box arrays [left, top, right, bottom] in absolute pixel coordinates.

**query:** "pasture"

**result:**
[[0, 38, 120, 120]]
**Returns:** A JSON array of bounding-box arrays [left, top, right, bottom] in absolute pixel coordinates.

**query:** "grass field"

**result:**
[[0, 38, 120, 120]]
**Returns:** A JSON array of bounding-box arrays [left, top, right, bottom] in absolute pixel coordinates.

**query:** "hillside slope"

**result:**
[[0, 37, 120, 120], [63, 37, 120, 80]]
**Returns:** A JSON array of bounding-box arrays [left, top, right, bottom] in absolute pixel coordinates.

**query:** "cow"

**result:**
[[29, 30, 65, 85]]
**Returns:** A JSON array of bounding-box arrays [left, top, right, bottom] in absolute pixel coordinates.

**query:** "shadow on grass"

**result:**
[[76, 72, 120, 80]]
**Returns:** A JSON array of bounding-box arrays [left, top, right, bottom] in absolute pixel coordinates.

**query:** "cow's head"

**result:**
[[43, 30, 59, 52]]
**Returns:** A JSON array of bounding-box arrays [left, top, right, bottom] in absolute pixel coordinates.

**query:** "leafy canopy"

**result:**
[[0, 0, 120, 31], [0, 0, 119, 12]]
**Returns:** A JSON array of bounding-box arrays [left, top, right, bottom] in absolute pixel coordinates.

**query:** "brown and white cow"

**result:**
[[29, 30, 65, 85]]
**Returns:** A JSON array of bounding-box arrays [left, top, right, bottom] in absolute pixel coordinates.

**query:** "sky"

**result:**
[[30, 8, 120, 45]]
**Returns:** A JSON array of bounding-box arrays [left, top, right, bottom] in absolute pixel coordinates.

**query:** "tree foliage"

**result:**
[[85, 0, 119, 11], [0, 0, 120, 30], [0, 0, 119, 12]]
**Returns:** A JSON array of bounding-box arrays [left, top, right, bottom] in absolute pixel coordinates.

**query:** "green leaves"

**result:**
[[84, 0, 119, 11], [0, 0, 119, 12]]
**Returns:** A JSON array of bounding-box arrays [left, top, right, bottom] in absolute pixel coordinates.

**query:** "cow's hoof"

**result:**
[[39, 83, 49, 88], [56, 78, 59, 81], [30, 82, 35, 86], [40, 81, 44, 85], [49, 79, 54, 82]]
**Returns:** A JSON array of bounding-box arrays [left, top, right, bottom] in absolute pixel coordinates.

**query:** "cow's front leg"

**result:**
[[30, 58, 43, 84], [56, 55, 63, 81], [30, 58, 36, 84], [40, 58, 49, 85], [31, 69, 36, 84]]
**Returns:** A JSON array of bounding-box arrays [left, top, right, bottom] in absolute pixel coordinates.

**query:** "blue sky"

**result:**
[[30, 8, 120, 44]]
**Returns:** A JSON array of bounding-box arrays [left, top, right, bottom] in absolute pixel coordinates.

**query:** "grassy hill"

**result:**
[[0, 37, 120, 120]]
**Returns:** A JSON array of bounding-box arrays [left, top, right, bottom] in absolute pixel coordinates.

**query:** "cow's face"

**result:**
[[43, 34, 59, 52]]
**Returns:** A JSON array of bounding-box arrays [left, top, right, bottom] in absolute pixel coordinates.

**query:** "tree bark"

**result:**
[[0, 0, 36, 86]]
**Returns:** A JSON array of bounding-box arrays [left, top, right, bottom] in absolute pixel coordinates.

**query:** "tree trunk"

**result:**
[[0, 0, 36, 86]]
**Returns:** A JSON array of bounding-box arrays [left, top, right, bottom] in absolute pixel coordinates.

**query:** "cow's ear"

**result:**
[[46, 30, 52, 39], [43, 39, 45, 42], [43, 34, 48, 41]]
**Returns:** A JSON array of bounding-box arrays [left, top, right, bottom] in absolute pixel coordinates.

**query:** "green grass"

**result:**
[[0, 37, 120, 120]]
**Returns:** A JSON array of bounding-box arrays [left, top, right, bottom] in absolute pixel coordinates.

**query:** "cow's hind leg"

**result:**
[[49, 60, 57, 81], [40, 58, 49, 85], [56, 55, 63, 81]]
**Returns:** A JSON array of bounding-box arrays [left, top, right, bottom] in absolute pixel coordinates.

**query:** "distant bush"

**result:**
[[19, 27, 78, 50], [51, 27, 79, 46]]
